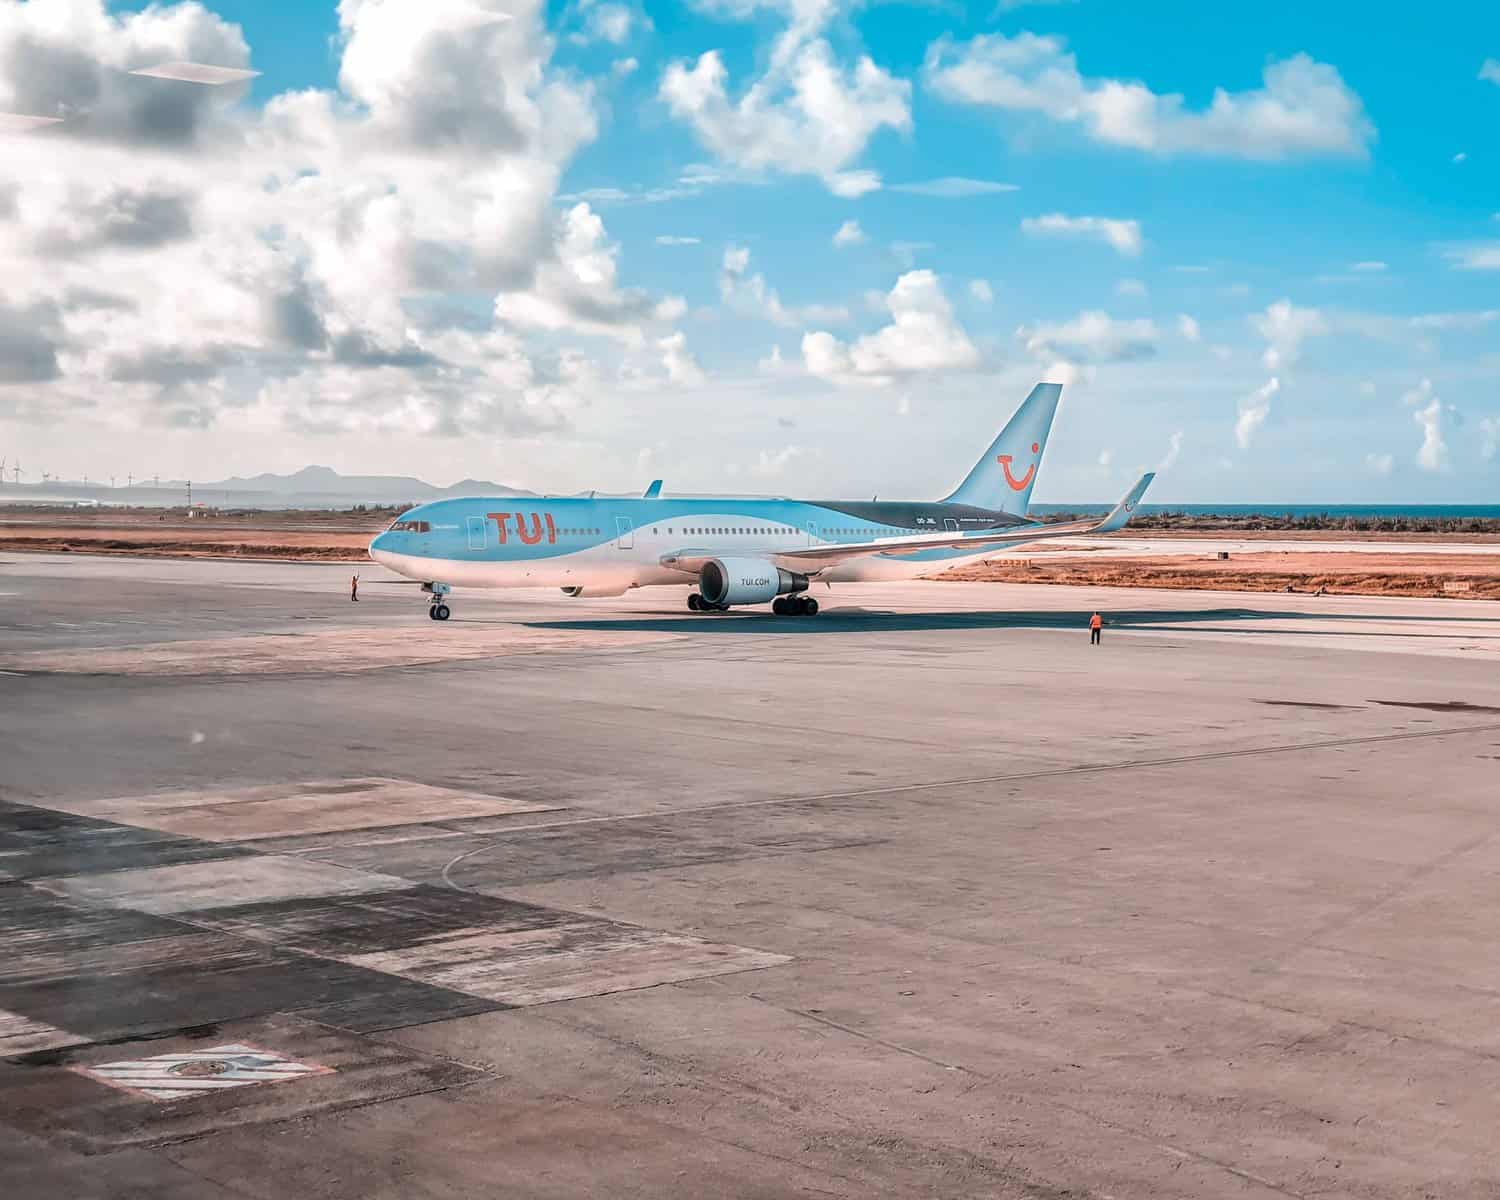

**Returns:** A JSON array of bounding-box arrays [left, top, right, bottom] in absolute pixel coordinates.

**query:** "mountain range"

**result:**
[[202, 465, 534, 502]]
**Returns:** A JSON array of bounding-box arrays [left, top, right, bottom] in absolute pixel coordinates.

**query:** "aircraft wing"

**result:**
[[769, 472, 1153, 573]]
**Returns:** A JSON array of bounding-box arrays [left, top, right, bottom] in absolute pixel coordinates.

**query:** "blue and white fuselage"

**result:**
[[367, 382, 1155, 618]]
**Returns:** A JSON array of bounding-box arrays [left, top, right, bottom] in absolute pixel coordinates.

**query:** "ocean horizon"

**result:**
[[1031, 504, 1500, 520]]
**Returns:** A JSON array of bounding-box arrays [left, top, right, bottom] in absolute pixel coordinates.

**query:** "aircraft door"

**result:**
[[466, 516, 487, 551], [944, 518, 960, 533], [615, 516, 634, 549], [806, 521, 818, 545]]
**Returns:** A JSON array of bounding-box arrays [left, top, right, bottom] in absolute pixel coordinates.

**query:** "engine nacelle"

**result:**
[[699, 558, 807, 607]]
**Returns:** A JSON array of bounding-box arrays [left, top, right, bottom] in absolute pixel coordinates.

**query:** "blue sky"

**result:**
[[2, 0, 1497, 501]]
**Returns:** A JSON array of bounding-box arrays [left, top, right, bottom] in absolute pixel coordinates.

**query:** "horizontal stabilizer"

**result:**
[[1094, 473, 1154, 534]]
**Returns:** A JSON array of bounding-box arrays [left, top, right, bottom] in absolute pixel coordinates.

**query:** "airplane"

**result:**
[[367, 381, 1154, 620]]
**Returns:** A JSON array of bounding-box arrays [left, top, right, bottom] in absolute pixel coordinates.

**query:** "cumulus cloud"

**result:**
[[1177, 313, 1201, 342], [720, 243, 847, 326], [1253, 300, 1328, 369], [925, 35, 1374, 160], [494, 203, 669, 343], [750, 443, 811, 476], [1446, 243, 1500, 271], [0, 0, 691, 438], [657, 330, 705, 386], [1481, 417, 1500, 461], [572, 1, 646, 46], [833, 219, 864, 247], [1235, 377, 1279, 449], [0, 298, 62, 384], [1249, 300, 1498, 367], [802, 270, 978, 386], [659, 4, 910, 195], [1041, 359, 1090, 388], [1017, 311, 1158, 362], [1020, 213, 1142, 256], [969, 279, 993, 304], [1406, 379, 1449, 471], [0, 0, 253, 146]]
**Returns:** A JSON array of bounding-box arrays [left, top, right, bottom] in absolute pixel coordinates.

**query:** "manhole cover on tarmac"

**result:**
[[73, 1043, 334, 1101]]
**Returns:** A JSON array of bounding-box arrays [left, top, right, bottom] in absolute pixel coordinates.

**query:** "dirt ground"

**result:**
[[0, 507, 386, 561], [944, 550, 1500, 599]]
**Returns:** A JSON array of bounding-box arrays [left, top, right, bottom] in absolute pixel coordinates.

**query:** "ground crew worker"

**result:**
[[351, 573, 359, 602], [1089, 611, 1102, 645]]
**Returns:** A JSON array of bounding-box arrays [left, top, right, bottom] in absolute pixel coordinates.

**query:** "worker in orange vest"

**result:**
[[1089, 611, 1103, 645]]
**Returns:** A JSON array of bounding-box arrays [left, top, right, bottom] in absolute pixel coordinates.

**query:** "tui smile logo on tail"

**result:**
[[997, 442, 1040, 491]]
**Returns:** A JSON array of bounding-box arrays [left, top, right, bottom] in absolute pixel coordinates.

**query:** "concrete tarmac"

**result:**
[[4, 552, 1500, 1198]]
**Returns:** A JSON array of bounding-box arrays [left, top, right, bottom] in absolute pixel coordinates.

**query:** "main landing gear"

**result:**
[[686, 592, 818, 616], [423, 581, 452, 621], [772, 595, 818, 617]]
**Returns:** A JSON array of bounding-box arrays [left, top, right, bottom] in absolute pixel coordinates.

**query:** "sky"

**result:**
[[0, 0, 1496, 503]]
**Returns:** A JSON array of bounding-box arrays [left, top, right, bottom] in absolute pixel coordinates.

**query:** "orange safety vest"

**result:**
[[1089, 613, 1102, 630]]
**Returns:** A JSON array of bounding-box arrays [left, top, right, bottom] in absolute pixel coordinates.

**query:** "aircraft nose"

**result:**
[[368, 532, 395, 564]]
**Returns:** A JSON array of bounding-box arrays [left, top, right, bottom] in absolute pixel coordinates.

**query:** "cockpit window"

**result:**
[[387, 519, 430, 532]]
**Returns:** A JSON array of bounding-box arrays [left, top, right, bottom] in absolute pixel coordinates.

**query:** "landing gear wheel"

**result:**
[[433, 604, 451, 621], [799, 596, 818, 616], [771, 597, 790, 616], [687, 593, 702, 612]]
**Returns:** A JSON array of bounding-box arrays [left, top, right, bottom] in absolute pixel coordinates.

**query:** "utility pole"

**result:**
[[110, 475, 116, 489], [127, 473, 133, 488], [186, 479, 192, 510]]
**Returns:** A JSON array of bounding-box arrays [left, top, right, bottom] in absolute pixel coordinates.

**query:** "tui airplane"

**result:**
[[367, 382, 1153, 619]]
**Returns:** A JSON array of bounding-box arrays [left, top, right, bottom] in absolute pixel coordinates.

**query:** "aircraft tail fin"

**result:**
[[942, 382, 1062, 514]]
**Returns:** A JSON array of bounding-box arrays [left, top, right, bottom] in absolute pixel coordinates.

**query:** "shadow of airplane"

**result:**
[[521, 605, 1500, 638]]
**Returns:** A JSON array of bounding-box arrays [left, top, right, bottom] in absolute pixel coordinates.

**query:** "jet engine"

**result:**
[[699, 558, 808, 607]]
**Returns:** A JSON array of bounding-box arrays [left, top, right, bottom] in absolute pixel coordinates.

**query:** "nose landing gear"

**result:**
[[423, 581, 453, 621]]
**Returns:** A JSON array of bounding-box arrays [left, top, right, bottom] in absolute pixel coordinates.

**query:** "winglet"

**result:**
[[1094, 472, 1154, 534], [643, 479, 662, 498]]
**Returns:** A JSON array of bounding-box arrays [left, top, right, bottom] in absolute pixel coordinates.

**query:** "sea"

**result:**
[[1031, 504, 1500, 520]]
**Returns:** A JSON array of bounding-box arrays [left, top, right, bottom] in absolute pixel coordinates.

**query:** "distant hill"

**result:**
[[202, 465, 533, 504]]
